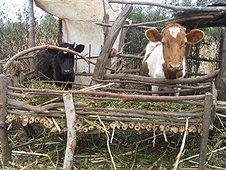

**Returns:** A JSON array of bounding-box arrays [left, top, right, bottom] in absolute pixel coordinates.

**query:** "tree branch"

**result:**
[[3, 45, 89, 71], [7, 85, 206, 102], [103, 69, 220, 84], [96, 14, 214, 28]]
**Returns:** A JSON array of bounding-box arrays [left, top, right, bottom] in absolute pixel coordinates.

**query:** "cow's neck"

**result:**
[[162, 63, 183, 79]]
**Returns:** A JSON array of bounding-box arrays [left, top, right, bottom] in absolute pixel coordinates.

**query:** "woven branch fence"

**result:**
[[0, 69, 217, 169], [0, 39, 220, 170]]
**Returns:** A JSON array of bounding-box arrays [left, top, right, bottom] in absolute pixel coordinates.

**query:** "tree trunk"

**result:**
[[28, 0, 35, 71], [58, 19, 63, 45], [0, 75, 12, 165], [216, 30, 226, 101]]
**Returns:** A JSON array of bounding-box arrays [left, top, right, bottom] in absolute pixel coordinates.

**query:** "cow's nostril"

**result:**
[[169, 63, 183, 70], [63, 70, 71, 75], [170, 64, 180, 68]]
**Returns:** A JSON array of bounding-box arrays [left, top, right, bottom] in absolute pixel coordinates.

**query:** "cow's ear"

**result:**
[[145, 28, 162, 42], [187, 29, 205, 44], [47, 49, 58, 54], [74, 44, 85, 53]]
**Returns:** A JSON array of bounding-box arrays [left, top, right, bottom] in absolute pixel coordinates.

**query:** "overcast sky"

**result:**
[[1, 0, 45, 21]]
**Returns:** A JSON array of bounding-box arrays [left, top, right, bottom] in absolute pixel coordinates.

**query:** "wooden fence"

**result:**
[[0, 68, 218, 169]]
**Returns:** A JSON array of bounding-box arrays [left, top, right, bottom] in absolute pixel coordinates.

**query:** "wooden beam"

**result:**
[[91, 4, 133, 85], [103, 69, 220, 84]]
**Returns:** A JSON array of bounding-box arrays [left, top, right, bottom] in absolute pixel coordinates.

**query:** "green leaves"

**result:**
[[124, 6, 170, 54]]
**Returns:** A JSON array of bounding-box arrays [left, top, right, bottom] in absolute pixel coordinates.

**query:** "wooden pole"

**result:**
[[0, 75, 11, 165], [58, 19, 63, 45], [62, 92, 77, 170], [28, 0, 35, 71], [28, 0, 35, 48], [198, 92, 213, 170], [91, 4, 133, 85], [216, 31, 226, 101], [102, 1, 111, 74]]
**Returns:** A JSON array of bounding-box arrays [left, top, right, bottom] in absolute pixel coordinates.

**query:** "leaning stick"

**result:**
[[152, 124, 157, 147], [62, 92, 77, 170], [110, 121, 117, 143], [173, 118, 189, 170], [97, 115, 116, 170], [51, 117, 61, 133], [179, 145, 226, 164]]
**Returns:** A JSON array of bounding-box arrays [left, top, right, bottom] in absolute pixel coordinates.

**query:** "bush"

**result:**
[[0, 3, 58, 60], [124, 6, 170, 54]]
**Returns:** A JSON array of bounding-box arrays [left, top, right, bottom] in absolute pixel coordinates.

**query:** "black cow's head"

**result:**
[[48, 43, 85, 76]]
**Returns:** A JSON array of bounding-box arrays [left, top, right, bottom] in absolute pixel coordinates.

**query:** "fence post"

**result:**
[[0, 75, 11, 165], [62, 92, 77, 170], [198, 92, 213, 170]]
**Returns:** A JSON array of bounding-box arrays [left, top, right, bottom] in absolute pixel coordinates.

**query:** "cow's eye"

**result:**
[[162, 41, 169, 47]]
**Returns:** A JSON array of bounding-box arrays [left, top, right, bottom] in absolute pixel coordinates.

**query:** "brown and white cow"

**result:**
[[142, 23, 204, 96]]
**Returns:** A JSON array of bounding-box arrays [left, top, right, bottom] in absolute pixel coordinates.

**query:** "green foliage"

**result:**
[[0, 5, 58, 60], [204, 27, 222, 42], [74, 95, 200, 112], [27, 79, 59, 90], [124, 6, 170, 54], [0, 19, 29, 60], [35, 14, 58, 45], [24, 80, 62, 106], [196, 0, 207, 6], [180, 0, 192, 6]]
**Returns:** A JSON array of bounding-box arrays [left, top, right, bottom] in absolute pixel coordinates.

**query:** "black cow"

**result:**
[[35, 43, 85, 89]]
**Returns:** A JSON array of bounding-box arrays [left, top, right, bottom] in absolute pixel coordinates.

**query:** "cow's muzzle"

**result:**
[[168, 62, 183, 71], [62, 69, 72, 75]]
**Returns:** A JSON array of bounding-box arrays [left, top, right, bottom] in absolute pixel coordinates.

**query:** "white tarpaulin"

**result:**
[[35, 0, 122, 84]]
